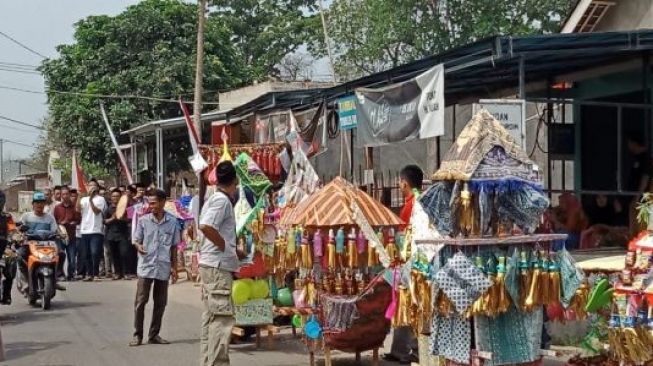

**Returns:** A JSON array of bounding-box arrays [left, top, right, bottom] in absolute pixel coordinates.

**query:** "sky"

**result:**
[[0, 0, 141, 161]]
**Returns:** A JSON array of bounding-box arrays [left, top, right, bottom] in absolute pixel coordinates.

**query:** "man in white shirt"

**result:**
[[76, 179, 107, 281]]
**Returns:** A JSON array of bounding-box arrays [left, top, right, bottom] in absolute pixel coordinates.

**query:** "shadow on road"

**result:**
[[0, 301, 100, 327], [4, 340, 72, 361]]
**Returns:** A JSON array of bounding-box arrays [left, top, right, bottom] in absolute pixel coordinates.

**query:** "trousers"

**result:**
[[199, 266, 234, 366], [134, 277, 168, 340], [390, 326, 418, 359], [79, 234, 103, 277]]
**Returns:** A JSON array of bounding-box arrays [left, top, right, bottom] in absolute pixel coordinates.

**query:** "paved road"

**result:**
[[0, 280, 398, 366], [0, 280, 565, 366]]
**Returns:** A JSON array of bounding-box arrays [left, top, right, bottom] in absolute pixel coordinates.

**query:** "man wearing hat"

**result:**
[[198, 161, 246, 366], [17, 192, 65, 292]]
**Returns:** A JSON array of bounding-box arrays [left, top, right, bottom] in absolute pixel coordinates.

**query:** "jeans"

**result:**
[[103, 239, 113, 276], [65, 237, 77, 279], [80, 234, 104, 278]]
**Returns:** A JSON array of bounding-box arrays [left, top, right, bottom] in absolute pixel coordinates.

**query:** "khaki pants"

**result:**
[[199, 266, 234, 366]]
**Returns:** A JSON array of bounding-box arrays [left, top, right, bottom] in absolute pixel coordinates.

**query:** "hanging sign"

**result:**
[[337, 96, 358, 130], [355, 64, 445, 146], [473, 99, 526, 148]]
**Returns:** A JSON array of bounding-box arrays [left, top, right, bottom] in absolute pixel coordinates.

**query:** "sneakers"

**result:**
[[148, 336, 170, 345], [129, 337, 142, 347]]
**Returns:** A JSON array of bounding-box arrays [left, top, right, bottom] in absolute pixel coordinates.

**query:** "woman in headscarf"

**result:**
[[552, 193, 588, 250]]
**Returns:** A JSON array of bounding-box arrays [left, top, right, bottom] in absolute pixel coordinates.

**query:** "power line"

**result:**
[[0, 84, 221, 105], [0, 61, 38, 69], [0, 67, 41, 75], [0, 115, 44, 130], [0, 121, 40, 133], [1, 138, 35, 148], [0, 30, 48, 59]]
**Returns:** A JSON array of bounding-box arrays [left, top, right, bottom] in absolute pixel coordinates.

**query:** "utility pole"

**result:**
[[194, 0, 207, 211], [0, 139, 3, 184]]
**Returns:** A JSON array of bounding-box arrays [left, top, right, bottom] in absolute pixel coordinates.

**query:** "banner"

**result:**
[[355, 64, 445, 147], [179, 99, 208, 175], [472, 99, 526, 148]]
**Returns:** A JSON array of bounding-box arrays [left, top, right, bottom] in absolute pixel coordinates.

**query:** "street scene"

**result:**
[[1, 1, 653, 366]]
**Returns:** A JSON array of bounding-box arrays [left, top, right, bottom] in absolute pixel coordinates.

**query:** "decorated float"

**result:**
[[407, 110, 584, 366], [279, 176, 404, 366]]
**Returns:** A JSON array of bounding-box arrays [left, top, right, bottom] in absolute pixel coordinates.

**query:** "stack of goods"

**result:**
[[410, 111, 585, 366], [278, 176, 401, 353]]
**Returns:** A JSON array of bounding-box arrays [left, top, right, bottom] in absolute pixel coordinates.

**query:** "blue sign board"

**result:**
[[337, 96, 358, 130]]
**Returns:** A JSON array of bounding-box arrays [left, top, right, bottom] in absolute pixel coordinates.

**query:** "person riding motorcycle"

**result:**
[[17, 192, 66, 292], [0, 189, 17, 304]]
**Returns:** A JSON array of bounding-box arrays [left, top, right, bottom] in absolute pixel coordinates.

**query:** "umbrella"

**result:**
[[280, 176, 402, 227]]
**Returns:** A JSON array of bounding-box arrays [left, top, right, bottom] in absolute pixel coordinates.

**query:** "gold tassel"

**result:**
[[306, 280, 317, 306], [393, 287, 411, 327], [301, 241, 313, 269], [568, 282, 590, 320], [347, 240, 357, 268], [539, 251, 550, 305], [518, 250, 531, 311], [549, 267, 561, 306], [327, 241, 336, 270], [496, 256, 511, 314], [459, 183, 473, 236], [367, 245, 378, 267], [437, 290, 453, 317], [525, 252, 541, 311]]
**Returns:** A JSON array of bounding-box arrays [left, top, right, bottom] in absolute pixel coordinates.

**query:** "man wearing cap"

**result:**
[[198, 161, 246, 366], [17, 192, 65, 292]]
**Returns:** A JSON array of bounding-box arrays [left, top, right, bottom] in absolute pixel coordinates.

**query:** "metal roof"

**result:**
[[122, 109, 229, 136], [128, 30, 653, 130]]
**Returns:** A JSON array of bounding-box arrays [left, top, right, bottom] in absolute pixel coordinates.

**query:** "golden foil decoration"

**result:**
[[459, 183, 474, 236], [327, 241, 337, 270], [367, 245, 379, 267], [347, 239, 357, 268], [524, 254, 541, 311], [393, 287, 411, 327], [496, 256, 511, 315], [300, 239, 313, 269], [539, 252, 550, 305]]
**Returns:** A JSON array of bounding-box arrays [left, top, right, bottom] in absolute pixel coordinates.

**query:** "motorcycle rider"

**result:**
[[0, 190, 17, 304], [17, 192, 66, 292]]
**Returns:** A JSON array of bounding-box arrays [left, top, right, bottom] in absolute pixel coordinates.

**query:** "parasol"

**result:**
[[576, 255, 625, 273], [280, 176, 402, 227]]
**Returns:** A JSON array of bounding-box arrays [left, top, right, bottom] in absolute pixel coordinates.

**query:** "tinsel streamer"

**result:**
[[306, 280, 317, 306], [393, 287, 411, 327], [287, 227, 297, 255], [548, 261, 561, 306], [569, 282, 590, 320], [367, 245, 379, 267], [437, 290, 453, 317], [327, 241, 336, 270], [470, 256, 487, 316]]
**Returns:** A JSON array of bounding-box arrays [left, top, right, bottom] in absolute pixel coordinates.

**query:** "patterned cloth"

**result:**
[[321, 294, 360, 332], [474, 306, 543, 366], [505, 248, 521, 305], [433, 110, 536, 182], [558, 248, 584, 308], [496, 185, 549, 234], [435, 252, 492, 314], [430, 313, 471, 364], [419, 181, 454, 235], [471, 146, 539, 184]]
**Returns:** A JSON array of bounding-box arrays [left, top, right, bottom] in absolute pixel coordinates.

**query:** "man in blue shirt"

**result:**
[[129, 189, 179, 347]]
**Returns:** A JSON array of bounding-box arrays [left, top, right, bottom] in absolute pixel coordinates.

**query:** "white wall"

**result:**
[[595, 0, 653, 31]]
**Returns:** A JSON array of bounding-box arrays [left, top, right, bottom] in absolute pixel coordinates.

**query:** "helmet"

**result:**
[[32, 191, 47, 203]]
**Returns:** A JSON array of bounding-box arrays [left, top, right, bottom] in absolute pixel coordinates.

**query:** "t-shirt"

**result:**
[[80, 196, 107, 235], [20, 212, 57, 235], [198, 191, 239, 272]]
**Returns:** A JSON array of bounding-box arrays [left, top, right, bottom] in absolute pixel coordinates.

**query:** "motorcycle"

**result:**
[[0, 233, 18, 305], [17, 231, 59, 310]]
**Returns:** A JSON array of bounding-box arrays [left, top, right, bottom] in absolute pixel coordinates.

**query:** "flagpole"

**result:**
[[100, 103, 134, 184]]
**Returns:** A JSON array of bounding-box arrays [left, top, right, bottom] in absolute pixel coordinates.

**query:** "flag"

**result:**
[[179, 98, 208, 174], [100, 104, 134, 184], [71, 151, 87, 194]]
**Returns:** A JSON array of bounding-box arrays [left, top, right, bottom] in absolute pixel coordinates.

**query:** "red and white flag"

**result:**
[[179, 98, 207, 174], [71, 151, 88, 194]]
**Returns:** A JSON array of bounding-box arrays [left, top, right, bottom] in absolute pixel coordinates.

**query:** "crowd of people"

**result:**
[[37, 180, 151, 282]]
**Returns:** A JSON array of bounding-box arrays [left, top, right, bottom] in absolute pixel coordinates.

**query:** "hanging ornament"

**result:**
[[327, 229, 337, 271], [313, 230, 323, 258], [347, 228, 357, 268]]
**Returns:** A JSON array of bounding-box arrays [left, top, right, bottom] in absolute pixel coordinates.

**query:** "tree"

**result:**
[[40, 0, 248, 175], [209, 0, 318, 80], [278, 52, 315, 81], [311, 0, 574, 80]]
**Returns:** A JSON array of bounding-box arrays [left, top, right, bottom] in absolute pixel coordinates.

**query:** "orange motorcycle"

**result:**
[[18, 231, 59, 310]]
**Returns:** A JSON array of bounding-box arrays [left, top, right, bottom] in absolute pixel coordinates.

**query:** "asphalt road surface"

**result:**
[[0, 280, 566, 366]]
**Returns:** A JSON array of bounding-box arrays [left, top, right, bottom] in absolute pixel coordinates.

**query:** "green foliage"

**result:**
[[39, 0, 248, 175], [312, 0, 574, 80], [209, 0, 318, 80], [637, 192, 653, 226]]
